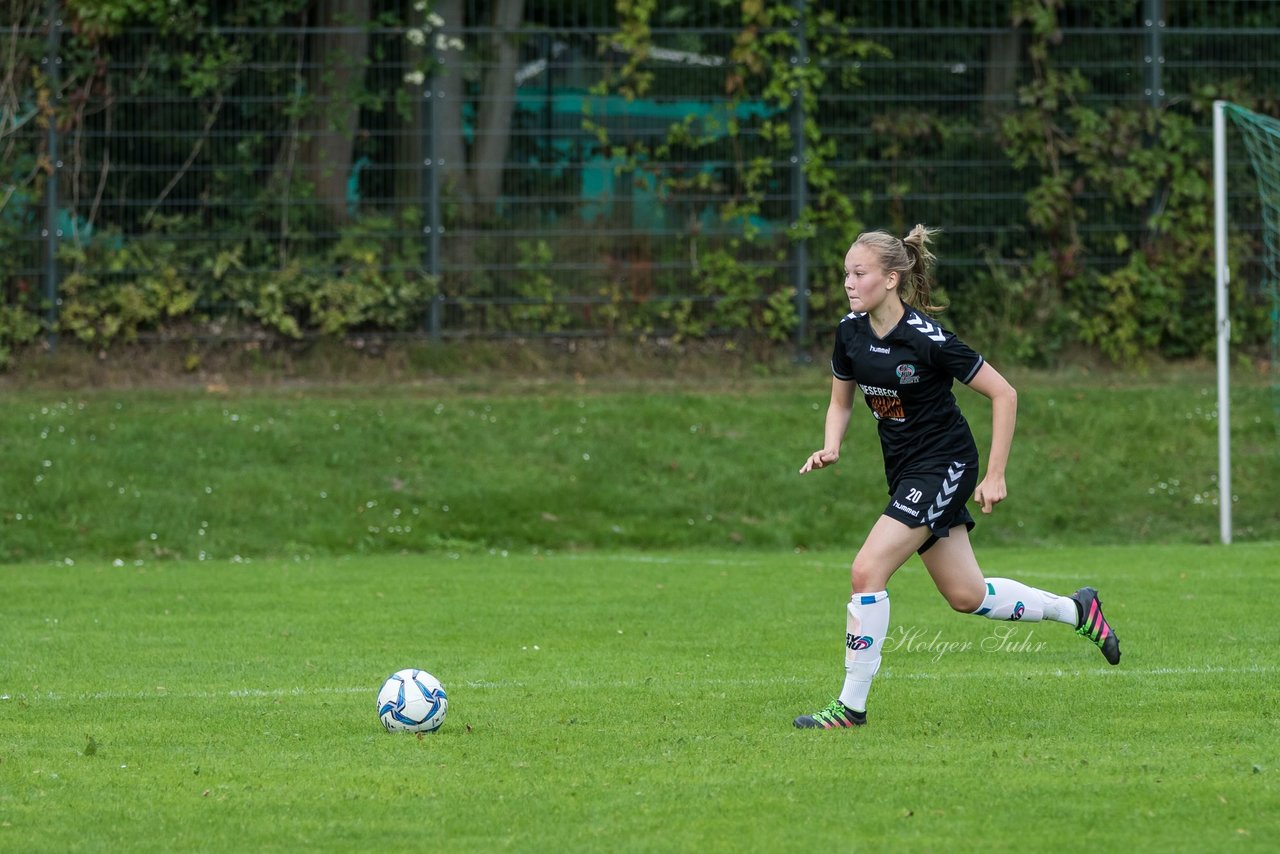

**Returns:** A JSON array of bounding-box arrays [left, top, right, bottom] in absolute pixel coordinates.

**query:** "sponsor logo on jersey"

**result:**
[[869, 344, 891, 355], [896, 363, 920, 384], [846, 633, 874, 651], [858, 384, 905, 421]]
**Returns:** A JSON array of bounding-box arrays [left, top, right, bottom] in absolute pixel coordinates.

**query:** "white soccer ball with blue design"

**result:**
[[377, 669, 448, 733]]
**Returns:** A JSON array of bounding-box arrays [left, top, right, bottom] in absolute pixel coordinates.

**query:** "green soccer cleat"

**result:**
[[1071, 586, 1121, 665], [793, 699, 867, 729]]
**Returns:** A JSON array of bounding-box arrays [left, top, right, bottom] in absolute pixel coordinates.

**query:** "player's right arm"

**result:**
[[799, 377, 856, 474]]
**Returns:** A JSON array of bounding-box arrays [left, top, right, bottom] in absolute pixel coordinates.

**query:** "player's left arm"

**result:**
[[965, 361, 1017, 514]]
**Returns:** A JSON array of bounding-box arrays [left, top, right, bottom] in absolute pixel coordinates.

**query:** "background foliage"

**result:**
[[1, 0, 1278, 367]]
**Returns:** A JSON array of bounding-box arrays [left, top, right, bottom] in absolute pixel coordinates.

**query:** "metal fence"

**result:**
[[4, 0, 1279, 348]]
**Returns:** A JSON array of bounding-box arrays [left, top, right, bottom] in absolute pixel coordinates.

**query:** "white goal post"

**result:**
[[1215, 101, 1280, 546], [1213, 100, 1231, 545]]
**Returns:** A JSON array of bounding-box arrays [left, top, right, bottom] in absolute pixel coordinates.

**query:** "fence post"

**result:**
[[790, 0, 809, 357], [43, 0, 62, 351], [1144, 0, 1164, 109], [1142, 0, 1166, 239]]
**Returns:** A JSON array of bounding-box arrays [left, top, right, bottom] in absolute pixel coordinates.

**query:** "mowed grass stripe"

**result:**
[[2, 545, 1278, 851], [5, 664, 1276, 708]]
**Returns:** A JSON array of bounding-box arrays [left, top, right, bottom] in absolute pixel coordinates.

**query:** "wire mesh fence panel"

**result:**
[[1, 3, 55, 340], [1, 0, 1278, 356]]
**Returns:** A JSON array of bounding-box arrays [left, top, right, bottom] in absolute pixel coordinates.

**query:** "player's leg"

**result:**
[[918, 524, 1066, 620], [794, 514, 928, 729], [919, 525, 1120, 664]]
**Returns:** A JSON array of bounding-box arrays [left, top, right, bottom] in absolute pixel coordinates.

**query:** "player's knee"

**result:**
[[849, 558, 886, 594], [944, 586, 985, 613]]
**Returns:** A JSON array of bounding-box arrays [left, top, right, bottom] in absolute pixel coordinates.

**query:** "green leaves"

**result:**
[[999, 0, 1241, 363], [586, 1, 877, 345], [46, 210, 438, 346]]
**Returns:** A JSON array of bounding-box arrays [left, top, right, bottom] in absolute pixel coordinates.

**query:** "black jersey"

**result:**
[[830, 307, 985, 486]]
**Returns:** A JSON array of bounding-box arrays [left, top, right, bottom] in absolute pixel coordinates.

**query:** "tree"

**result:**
[[430, 0, 525, 221], [300, 0, 371, 224]]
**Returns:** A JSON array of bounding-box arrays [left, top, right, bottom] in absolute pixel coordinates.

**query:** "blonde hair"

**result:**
[[851, 224, 944, 313]]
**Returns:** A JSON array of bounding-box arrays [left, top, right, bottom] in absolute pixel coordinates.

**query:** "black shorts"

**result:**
[[882, 459, 978, 554]]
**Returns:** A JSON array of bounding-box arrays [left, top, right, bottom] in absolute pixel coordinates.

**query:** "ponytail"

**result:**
[[900, 224, 943, 314]]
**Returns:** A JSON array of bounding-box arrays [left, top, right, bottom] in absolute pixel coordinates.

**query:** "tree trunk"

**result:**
[[470, 0, 525, 214], [434, 0, 470, 218], [983, 29, 1021, 120], [300, 0, 370, 224]]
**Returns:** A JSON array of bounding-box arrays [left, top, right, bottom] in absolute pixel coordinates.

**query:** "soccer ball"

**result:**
[[377, 669, 448, 733]]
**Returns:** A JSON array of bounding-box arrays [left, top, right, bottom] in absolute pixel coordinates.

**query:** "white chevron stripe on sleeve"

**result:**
[[906, 314, 946, 343]]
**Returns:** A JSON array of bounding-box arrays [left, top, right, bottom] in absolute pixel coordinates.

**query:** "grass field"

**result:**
[[1, 369, 1277, 851], [1, 367, 1277, 564], [2, 544, 1278, 852]]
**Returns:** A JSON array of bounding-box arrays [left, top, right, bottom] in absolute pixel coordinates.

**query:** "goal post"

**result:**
[[1213, 101, 1231, 545], [1213, 100, 1280, 545]]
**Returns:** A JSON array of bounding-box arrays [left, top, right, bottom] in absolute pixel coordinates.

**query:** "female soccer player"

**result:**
[[793, 225, 1120, 730]]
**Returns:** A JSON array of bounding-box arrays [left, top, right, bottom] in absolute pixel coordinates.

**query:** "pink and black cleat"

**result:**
[[1071, 587, 1121, 665]]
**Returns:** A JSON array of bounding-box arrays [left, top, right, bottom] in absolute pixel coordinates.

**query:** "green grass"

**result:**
[[0, 368, 1276, 564], [1, 369, 1276, 849], [2, 544, 1277, 851]]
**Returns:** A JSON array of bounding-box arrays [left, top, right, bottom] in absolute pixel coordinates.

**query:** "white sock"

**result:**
[[972, 577, 1076, 624], [1044, 590, 1080, 625], [838, 590, 889, 713]]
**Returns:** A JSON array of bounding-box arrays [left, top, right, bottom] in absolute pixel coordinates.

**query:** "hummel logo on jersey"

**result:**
[[891, 500, 920, 518], [869, 344, 891, 354], [906, 314, 946, 343]]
